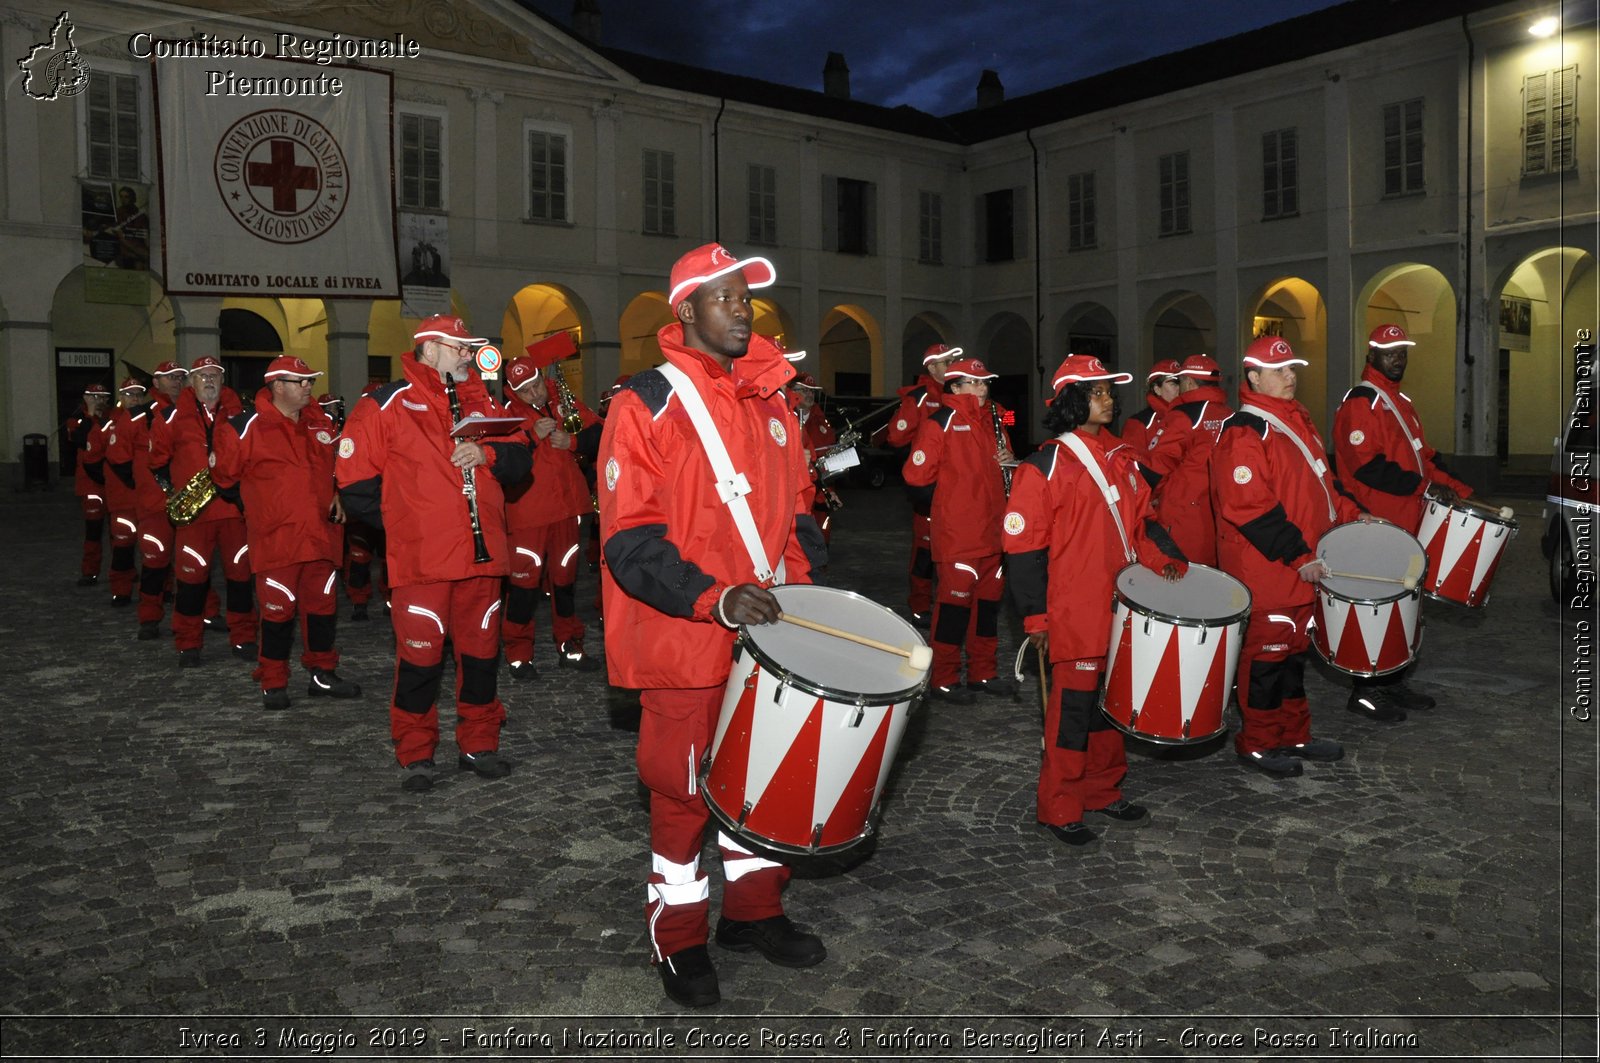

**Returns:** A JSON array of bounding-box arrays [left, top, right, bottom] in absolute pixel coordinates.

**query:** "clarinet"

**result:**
[[991, 400, 1013, 493], [443, 376, 493, 564]]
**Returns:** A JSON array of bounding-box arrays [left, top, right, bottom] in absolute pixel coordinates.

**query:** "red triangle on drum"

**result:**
[[818, 707, 895, 849], [1194, 624, 1230, 738], [704, 673, 760, 817], [1140, 626, 1184, 739], [1103, 613, 1135, 728], [1378, 601, 1415, 674], [742, 696, 823, 847]]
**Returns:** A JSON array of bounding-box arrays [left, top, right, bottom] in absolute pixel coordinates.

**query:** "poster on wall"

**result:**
[[399, 211, 451, 319], [81, 179, 153, 305], [154, 55, 398, 299], [1500, 296, 1532, 352]]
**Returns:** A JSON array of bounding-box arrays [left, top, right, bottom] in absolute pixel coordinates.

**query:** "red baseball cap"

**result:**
[[263, 355, 323, 381], [84, 383, 111, 396], [505, 357, 541, 390], [1243, 336, 1308, 369], [922, 342, 964, 365], [118, 377, 147, 393], [413, 314, 486, 346], [152, 360, 187, 377], [1368, 324, 1415, 349], [945, 357, 999, 382], [189, 356, 223, 373], [316, 393, 341, 406], [1177, 354, 1221, 379], [609, 374, 632, 392], [667, 243, 776, 306], [1147, 358, 1182, 381], [1052, 354, 1132, 392], [791, 372, 822, 390]]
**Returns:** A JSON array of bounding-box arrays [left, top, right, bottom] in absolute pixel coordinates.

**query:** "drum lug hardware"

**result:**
[[810, 824, 824, 851], [743, 671, 758, 690], [774, 679, 788, 704], [849, 704, 865, 728], [1196, 625, 1208, 646], [738, 801, 753, 827], [1141, 616, 1152, 635], [1181, 719, 1190, 739]]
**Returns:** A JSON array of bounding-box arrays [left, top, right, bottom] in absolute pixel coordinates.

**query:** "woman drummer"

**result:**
[[1003, 355, 1186, 850]]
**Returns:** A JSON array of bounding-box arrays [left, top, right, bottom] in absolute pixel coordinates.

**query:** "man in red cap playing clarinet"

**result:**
[[599, 242, 828, 1009]]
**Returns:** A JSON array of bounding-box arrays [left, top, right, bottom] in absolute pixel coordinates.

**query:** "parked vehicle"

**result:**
[[1541, 331, 1598, 606]]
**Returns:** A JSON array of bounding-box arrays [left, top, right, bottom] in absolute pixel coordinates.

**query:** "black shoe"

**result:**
[[178, 648, 202, 669], [203, 614, 225, 631], [458, 750, 511, 778], [1238, 750, 1304, 778], [262, 687, 290, 711], [1346, 688, 1406, 723], [76, 574, 99, 587], [1042, 821, 1102, 848], [715, 915, 826, 968], [1280, 738, 1344, 761], [967, 676, 1015, 698], [659, 944, 720, 1008], [1388, 681, 1436, 712], [507, 660, 539, 683], [231, 642, 258, 661], [307, 669, 361, 698], [350, 604, 369, 622], [929, 683, 974, 705], [137, 621, 160, 641], [909, 610, 931, 630], [558, 640, 601, 672], [400, 759, 435, 792], [110, 595, 131, 607], [1087, 798, 1150, 826]]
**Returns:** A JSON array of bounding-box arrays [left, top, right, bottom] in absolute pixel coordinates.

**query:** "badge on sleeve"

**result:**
[[1233, 465, 1253, 484], [911, 449, 927, 466], [338, 438, 356, 459], [604, 457, 620, 492], [768, 418, 787, 446], [316, 431, 333, 445], [1348, 429, 1365, 445], [896, 418, 908, 432], [1003, 512, 1026, 535]]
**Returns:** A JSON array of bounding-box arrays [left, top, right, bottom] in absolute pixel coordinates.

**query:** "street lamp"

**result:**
[[1529, 16, 1559, 36]]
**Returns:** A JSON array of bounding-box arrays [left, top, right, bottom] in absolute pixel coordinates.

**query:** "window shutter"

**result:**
[[1524, 71, 1549, 174]]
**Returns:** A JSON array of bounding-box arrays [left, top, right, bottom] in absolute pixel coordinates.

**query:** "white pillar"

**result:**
[[324, 300, 374, 400], [468, 89, 502, 259], [171, 296, 223, 367]]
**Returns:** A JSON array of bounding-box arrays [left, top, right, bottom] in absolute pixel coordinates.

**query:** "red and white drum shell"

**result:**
[[701, 584, 928, 856], [1310, 520, 1427, 677], [1416, 496, 1518, 607], [1100, 563, 1250, 745]]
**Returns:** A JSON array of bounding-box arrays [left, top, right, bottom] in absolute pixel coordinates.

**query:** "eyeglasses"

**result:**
[[276, 378, 316, 388]]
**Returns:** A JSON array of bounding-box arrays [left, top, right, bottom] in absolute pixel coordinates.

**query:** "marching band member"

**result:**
[[887, 342, 961, 628], [337, 315, 531, 793], [581, 374, 631, 621], [1146, 353, 1233, 565], [1005, 354, 1185, 848], [68, 384, 112, 587], [901, 356, 1014, 703], [340, 383, 387, 622], [1119, 358, 1180, 456], [788, 372, 841, 546], [599, 243, 827, 1008], [212, 357, 360, 710], [104, 378, 170, 631], [100, 381, 146, 608]]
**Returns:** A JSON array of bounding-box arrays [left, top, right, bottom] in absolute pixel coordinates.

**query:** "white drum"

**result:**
[[1416, 495, 1518, 607], [1310, 520, 1426, 677]]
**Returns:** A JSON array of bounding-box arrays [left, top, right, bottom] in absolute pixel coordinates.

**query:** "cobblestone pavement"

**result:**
[[2, 484, 1595, 1059]]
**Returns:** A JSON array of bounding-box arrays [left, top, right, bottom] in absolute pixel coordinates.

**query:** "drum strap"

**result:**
[[656, 362, 783, 585], [1239, 404, 1337, 523], [1367, 388, 1427, 476], [1058, 432, 1135, 562]]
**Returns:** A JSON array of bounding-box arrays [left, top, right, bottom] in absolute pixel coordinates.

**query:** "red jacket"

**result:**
[[1333, 365, 1473, 534], [103, 401, 169, 518], [797, 404, 838, 509], [1005, 429, 1185, 663], [1118, 394, 1168, 456], [335, 354, 532, 588], [67, 407, 107, 499], [1211, 388, 1361, 611], [150, 387, 246, 525], [1147, 385, 1233, 565], [901, 392, 1010, 562], [598, 327, 822, 690], [503, 390, 598, 528], [886, 375, 945, 448], [212, 391, 341, 570]]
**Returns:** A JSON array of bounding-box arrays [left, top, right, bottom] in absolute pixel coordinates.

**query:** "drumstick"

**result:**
[[1434, 493, 1516, 521], [778, 613, 934, 671], [1322, 568, 1419, 591]]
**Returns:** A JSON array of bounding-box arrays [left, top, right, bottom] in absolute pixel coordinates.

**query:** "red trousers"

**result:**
[[1234, 605, 1314, 756], [173, 518, 256, 650], [343, 522, 386, 606], [1038, 658, 1127, 826], [503, 515, 585, 663], [907, 509, 933, 613], [108, 509, 138, 599], [639, 686, 790, 960], [929, 556, 1005, 688], [254, 562, 339, 690], [388, 578, 506, 767], [135, 509, 173, 625], [79, 491, 106, 578]]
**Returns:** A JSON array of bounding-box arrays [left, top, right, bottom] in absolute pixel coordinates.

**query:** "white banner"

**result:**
[[155, 56, 397, 298]]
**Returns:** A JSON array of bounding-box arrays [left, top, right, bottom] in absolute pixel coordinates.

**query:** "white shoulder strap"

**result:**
[[1239, 403, 1337, 522], [655, 362, 782, 585], [1058, 432, 1135, 562], [1367, 388, 1427, 475]]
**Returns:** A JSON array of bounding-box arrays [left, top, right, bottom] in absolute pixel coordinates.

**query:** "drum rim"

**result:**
[[1095, 696, 1229, 746], [1425, 495, 1518, 530], [1315, 583, 1419, 607], [699, 781, 877, 856], [740, 586, 930, 703], [1111, 562, 1253, 628], [1309, 613, 1426, 676], [1317, 518, 1429, 604]]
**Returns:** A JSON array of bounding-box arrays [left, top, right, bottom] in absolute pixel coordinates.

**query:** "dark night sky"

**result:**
[[519, 0, 1351, 115]]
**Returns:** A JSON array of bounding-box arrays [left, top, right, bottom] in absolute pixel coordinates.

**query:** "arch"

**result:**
[[975, 310, 1036, 446], [1355, 264, 1457, 449], [1058, 301, 1119, 368], [900, 310, 956, 386], [618, 291, 674, 379], [1247, 277, 1328, 430], [215, 297, 328, 396], [368, 294, 470, 384], [819, 304, 883, 397], [751, 296, 798, 355], [1145, 290, 1217, 367], [502, 283, 594, 398]]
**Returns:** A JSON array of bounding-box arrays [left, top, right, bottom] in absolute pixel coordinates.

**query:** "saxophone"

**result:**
[[546, 361, 585, 434], [166, 468, 217, 524]]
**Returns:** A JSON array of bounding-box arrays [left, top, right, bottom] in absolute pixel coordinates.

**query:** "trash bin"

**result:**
[[22, 433, 49, 490]]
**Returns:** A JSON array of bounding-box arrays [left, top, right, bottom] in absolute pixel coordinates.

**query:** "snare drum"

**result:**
[[701, 584, 928, 855], [1310, 521, 1426, 677], [1100, 563, 1250, 745], [1416, 496, 1518, 607]]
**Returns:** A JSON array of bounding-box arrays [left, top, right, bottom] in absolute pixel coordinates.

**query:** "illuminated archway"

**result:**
[[618, 292, 674, 378], [1488, 248, 1597, 464], [502, 283, 593, 398], [1355, 265, 1456, 450], [818, 304, 883, 396], [368, 295, 470, 384], [1248, 278, 1328, 430]]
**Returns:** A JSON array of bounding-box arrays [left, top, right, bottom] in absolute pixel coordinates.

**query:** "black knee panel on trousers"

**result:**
[[346, 563, 370, 590], [551, 583, 576, 618], [305, 612, 336, 653], [140, 564, 168, 595], [933, 603, 971, 645], [1055, 687, 1100, 751], [458, 653, 498, 705], [395, 659, 444, 713], [260, 618, 295, 662], [975, 597, 1001, 638], [1248, 658, 1287, 711], [111, 545, 135, 571], [506, 583, 540, 625], [1283, 651, 1309, 700], [226, 579, 253, 615], [85, 518, 104, 542], [911, 547, 934, 581], [175, 579, 208, 616]]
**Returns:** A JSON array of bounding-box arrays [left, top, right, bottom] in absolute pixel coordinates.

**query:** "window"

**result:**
[[1067, 172, 1096, 251], [1158, 151, 1190, 236], [1261, 128, 1298, 219], [524, 124, 569, 223], [1523, 66, 1578, 177], [822, 175, 877, 255], [918, 191, 942, 264], [398, 113, 443, 210], [642, 149, 675, 236], [747, 164, 776, 245], [87, 71, 140, 180], [1382, 99, 1424, 196], [975, 186, 1028, 263]]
